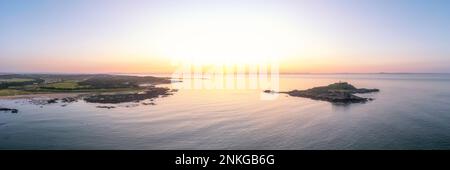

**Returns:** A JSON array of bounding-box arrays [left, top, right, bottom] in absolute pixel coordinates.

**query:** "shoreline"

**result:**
[[0, 92, 88, 100]]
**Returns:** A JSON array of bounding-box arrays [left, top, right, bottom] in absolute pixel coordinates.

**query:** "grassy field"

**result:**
[[42, 80, 89, 90], [0, 78, 34, 83], [0, 89, 31, 96]]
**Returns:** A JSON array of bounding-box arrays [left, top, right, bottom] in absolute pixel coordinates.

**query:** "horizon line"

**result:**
[[1, 71, 450, 75]]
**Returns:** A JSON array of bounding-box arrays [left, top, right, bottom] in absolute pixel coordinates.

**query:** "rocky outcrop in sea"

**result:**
[[265, 82, 379, 103]]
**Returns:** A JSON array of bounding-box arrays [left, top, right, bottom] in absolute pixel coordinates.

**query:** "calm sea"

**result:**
[[1, 74, 450, 149]]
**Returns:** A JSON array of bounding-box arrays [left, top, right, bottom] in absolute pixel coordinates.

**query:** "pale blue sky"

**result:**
[[1, 0, 449, 73]]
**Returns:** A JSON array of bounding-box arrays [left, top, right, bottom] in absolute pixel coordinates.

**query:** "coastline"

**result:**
[[0, 92, 87, 100]]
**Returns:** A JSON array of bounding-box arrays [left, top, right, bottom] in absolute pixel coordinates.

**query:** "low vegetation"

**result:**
[[40, 80, 90, 90], [0, 78, 35, 83], [0, 89, 32, 96], [78, 75, 171, 89], [0, 74, 172, 96]]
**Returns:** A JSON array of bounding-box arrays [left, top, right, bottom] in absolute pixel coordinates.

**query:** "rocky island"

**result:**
[[265, 82, 379, 103], [0, 107, 18, 113]]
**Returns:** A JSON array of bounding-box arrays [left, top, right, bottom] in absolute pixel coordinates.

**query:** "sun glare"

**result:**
[[152, 11, 303, 65]]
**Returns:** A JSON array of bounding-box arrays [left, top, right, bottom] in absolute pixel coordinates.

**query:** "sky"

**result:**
[[1, 0, 449, 73]]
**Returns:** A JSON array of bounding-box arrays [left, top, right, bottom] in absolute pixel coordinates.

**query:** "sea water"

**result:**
[[1, 74, 450, 149]]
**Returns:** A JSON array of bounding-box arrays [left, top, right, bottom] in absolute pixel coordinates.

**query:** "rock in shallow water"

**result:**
[[96, 106, 116, 109], [0, 108, 18, 113]]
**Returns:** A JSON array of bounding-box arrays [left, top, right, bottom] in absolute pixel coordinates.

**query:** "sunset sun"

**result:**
[[152, 10, 304, 65]]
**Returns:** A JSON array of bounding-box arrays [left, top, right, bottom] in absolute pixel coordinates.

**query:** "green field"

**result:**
[[42, 81, 89, 90], [0, 89, 31, 96], [0, 78, 34, 83]]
